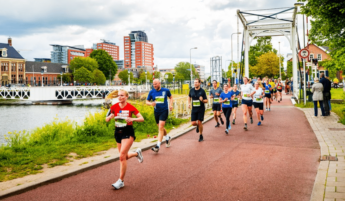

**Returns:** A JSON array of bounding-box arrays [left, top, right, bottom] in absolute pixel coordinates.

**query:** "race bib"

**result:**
[[115, 116, 127, 127], [277, 86, 282, 90], [256, 98, 262, 101], [265, 90, 270, 94], [213, 98, 220, 103], [224, 100, 230, 105], [193, 100, 200, 107], [233, 97, 238, 101], [155, 96, 164, 104], [243, 94, 250, 98]]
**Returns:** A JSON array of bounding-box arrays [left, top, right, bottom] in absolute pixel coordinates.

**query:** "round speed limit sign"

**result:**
[[299, 49, 310, 58]]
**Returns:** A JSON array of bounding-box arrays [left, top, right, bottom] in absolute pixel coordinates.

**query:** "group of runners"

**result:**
[[106, 77, 285, 190]]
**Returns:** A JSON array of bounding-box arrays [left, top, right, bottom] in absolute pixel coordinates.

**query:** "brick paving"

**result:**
[[302, 107, 345, 201]]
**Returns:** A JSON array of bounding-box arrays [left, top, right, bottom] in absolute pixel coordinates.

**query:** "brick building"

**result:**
[[124, 31, 154, 69], [0, 38, 26, 86]]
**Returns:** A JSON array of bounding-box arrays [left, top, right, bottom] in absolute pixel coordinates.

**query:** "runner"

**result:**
[[264, 80, 272, 111], [106, 90, 145, 190], [188, 78, 208, 142], [209, 80, 224, 127], [276, 79, 283, 103], [146, 79, 173, 153], [230, 84, 241, 125], [220, 84, 234, 134], [253, 82, 265, 126], [269, 79, 275, 102], [273, 79, 278, 101], [241, 77, 255, 130]]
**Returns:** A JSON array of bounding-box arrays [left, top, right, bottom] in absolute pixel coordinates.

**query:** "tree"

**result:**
[[174, 62, 198, 80], [164, 72, 173, 82], [74, 67, 93, 83], [251, 52, 279, 78], [153, 71, 161, 80], [89, 49, 118, 80], [69, 57, 98, 72], [92, 69, 106, 85], [175, 72, 185, 80], [139, 71, 153, 84], [249, 36, 278, 67], [57, 73, 72, 83], [118, 70, 134, 84]]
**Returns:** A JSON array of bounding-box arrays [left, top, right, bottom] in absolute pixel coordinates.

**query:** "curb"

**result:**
[[0, 115, 214, 199]]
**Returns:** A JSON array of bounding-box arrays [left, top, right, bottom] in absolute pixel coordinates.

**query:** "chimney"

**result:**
[[8, 37, 12, 46]]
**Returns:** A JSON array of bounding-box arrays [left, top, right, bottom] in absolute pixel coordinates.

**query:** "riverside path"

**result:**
[[3, 95, 320, 201]]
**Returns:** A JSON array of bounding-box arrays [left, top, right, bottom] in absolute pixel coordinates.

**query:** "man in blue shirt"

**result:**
[[209, 80, 224, 127], [146, 79, 173, 153]]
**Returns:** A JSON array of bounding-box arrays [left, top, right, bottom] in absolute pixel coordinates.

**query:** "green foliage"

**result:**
[[118, 70, 134, 84], [299, 0, 345, 72], [251, 52, 279, 78], [164, 72, 174, 82], [70, 57, 98, 72], [57, 73, 72, 83], [153, 71, 160, 79], [74, 67, 93, 83], [249, 36, 278, 67], [89, 50, 117, 80], [139, 71, 153, 83], [286, 61, 293, 79], [92, 69, 106, 85], [174, 62, 198, 80]]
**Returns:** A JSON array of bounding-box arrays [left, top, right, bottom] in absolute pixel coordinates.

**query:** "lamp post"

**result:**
[[190, 47, 197, 86], [60, 72, 63, 87], [128, 70, 130, 87], [145, 70, 147, 90], [279, 41, 281, 79], [172, 71, 175, 94], [41, 70, 44, 87], [231, 32, 241, 84]]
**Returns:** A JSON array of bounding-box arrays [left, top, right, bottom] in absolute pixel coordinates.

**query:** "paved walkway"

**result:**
[[302, 107, 345, 201], [3, 95, 320, 201]]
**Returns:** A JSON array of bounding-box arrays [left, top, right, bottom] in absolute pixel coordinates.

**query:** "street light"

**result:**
[[190, 47, 197, 86], [41, 70, 44, 87], [60, 71, 63, 87], [231, 32, 241, 84], [279, 41, 281, 79], [172, 70, 176, 94], [128, 70, 130, 87]]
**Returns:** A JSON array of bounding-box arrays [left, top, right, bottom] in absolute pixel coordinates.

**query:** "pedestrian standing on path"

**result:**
[[253, 82, 265, 126], [209, 80, 224, 127], [277, 79, 283, 103], [241, 77, 255, 130], [188, 78, 208, 142], [319, 73, 331, 116], [311, 77, 326, 117], [264, 80, 272, 111], [106, 90, 145, 190], [285, 78, 290, 94], [220, 84, 235, 134], [231, 84, 241, 125], [146, 79, 173, 153]]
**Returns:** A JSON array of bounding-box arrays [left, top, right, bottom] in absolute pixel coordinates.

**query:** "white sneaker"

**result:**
[[136, 148, 143, 163], [166, 136, 172, 148], [112, 179, 124, 190]]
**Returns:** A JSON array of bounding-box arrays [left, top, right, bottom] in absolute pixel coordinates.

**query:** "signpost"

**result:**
[[299, 49, 310, 105]]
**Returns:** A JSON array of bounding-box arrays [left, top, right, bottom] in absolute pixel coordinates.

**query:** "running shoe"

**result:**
[[166, 136, 172, 148], [269, 108, 271, 111], [266, 108, 268, 111], [225, 129, 228, 134], [220, 118, 224, 125], [112, 179, 124, 190], [228, 125, 231, 130], [151, 146, 159, 153], [215, 123, 220, 127], [261, 115, 264, 121], [258, 122, 261, 126], [244, 124, 248, 130], [250, 118, 253, 124], [278, 100, 280, 103], [136, 148, 143, 163], [196, 126, 199, 133], [232, 119, 235, 125], [198, 135, 204, 142]]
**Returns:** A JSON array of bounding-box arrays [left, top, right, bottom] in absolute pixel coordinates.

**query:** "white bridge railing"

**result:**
[[0, 85, 149, 101]]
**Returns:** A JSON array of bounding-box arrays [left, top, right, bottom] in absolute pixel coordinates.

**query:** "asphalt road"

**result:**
[[4, 95, 320, 201]]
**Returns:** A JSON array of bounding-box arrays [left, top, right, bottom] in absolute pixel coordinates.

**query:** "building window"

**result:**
[[309, 54, 314, 60], [317, 54, 322, 61]]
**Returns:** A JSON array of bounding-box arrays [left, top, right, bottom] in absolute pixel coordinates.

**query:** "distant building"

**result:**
[[114, 60, 124, 69], [0, 38, 26, 86], [194, 64, 205, 81], [26, 61, 69, 86], [34, 58, 51, 63], [85, 40, 120, 60], [124, 31, 154, 68], [50, 44, 85, 64]]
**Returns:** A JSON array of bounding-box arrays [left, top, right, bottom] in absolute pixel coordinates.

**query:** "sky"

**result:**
[[0, 0, 307, 74]]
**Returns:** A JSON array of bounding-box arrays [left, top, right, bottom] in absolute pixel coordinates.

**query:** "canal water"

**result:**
[[0, 100, 104, 145]]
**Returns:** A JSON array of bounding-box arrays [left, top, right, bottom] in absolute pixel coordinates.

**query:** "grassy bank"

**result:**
[[331, 88, 345, 100], [0, 103, 188, 182]]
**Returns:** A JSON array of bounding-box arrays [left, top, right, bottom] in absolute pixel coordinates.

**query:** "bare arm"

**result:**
[[127, 112, 144, 123], [169, 96, 173, 111], [105, 113, 114, 122], [146, 100, 156, 107]]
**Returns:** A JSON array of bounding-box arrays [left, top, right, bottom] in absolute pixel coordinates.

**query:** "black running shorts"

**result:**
[[212, 104, 221, 111], [114, 126, 135, 144], [191, 110, 205, 121], [265, 94, 271, 98], [253, 102, 264, 110], [154, 110, 169, 124], [241, 99, 253, 107]]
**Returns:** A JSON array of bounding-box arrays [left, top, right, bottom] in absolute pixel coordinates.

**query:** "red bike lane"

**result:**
[[4, 95, 320, 201]]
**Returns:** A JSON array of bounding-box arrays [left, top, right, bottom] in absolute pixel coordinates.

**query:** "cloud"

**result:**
[[207, 0, 296, 11]]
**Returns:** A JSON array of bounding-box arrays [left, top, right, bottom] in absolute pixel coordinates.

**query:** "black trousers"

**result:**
[[323, 92, 331, 116], [223, 107, 232, 129]]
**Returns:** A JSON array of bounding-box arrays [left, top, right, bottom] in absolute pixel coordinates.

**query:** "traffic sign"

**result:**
[[299, 49, 310, 58]]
